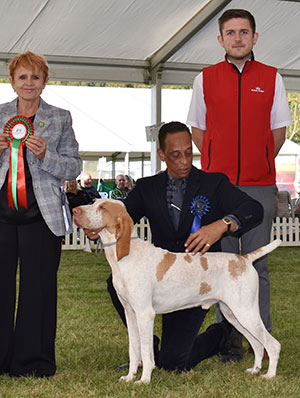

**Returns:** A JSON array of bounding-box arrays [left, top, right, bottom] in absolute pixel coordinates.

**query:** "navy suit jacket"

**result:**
[[124, 166, 263, 253]]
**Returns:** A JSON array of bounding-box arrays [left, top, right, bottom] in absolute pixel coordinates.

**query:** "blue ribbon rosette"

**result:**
[[190, 195, 210, 233]]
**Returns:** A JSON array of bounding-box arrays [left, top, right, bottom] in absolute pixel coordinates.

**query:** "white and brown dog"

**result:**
[[73, 198, 281, 384]]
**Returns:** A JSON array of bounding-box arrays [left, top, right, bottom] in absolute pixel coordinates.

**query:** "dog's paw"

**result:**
[[246, 366, 261, 375], [135, 379, 150, 384], [261, 372, 276, 379], [119, 373, 136, 383]]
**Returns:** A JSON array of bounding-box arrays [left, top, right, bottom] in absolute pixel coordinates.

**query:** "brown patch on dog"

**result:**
[[200, 257, 208, 271], [156, 253, 176, 281], [243, 248, 263, 260], [199, 282, 211, 295], [184, 254, 192, 263], [99, 201, 127, 234], [228, 256, 247, 279]]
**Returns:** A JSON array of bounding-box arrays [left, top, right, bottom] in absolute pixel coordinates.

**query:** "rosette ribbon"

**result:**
[[3, 116, 34, 210], [190, 195, 210, 233]]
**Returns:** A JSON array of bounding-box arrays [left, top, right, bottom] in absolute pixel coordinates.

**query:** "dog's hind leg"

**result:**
[[135, 307, 156, 384], [119, 302, 141, 382], [236, 317, 280, 379], [260, 335, 281, 379], [219, 302, 264, 373], [219, 302, 280, 378]]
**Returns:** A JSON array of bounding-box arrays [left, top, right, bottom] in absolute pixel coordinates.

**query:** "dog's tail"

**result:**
[[242, 239, 281, 263]]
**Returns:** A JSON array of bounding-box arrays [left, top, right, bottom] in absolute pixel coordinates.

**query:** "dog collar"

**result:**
[[96, 236, 139, 257]]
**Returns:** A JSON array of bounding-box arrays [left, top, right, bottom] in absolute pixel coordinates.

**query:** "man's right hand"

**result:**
[[83, 228, 101, 240]]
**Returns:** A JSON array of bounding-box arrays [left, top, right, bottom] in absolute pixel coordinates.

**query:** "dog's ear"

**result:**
[[115, 212, 133, 261]]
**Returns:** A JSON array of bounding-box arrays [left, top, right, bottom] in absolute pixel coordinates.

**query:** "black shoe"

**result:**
[[9, 371, 54, 378], [219, 322, 243, 363], [219, 350, 243, 363], [117, 361, 144, 372], [117, 361, 130, 372]]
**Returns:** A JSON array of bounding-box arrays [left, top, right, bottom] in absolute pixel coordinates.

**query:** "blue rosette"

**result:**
[[190, 195, 210, 233]]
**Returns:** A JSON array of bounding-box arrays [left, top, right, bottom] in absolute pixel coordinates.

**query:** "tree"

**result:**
[[287, 92, 300, 145]]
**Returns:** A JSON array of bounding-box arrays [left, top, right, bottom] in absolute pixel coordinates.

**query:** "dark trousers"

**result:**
[[0, 220, 62, 377], [107, 274, 227, 371]]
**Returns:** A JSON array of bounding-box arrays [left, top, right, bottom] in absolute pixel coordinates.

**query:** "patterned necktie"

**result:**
[[170, 179, 184, 230]]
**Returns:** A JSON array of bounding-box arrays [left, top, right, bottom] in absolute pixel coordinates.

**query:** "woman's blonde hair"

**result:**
[[9, 50, 49, 82]]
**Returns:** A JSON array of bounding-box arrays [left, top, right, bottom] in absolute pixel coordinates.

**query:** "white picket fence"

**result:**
[[62, 217, 152, 251], [272, 217, 300, 246], [62, 217, 300, 250]]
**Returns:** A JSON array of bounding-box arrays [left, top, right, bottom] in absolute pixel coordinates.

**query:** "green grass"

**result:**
[[0, 247, 299, 398]]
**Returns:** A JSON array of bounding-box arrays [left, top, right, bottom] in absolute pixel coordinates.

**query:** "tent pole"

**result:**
[[125, 152, 130, 175], [150, 67, 163, 175]]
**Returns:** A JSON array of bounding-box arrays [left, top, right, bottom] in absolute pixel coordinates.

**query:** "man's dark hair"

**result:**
[[158, 121, 191, 151], [218, 9, 256, 36]]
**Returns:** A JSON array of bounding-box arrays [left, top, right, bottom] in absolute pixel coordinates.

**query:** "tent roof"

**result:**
[[0, 0, 299, 90]]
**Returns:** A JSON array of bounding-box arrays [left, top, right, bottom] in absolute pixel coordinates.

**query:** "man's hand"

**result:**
[[184, 219, 229, 255], [83, 228, 101, 240]]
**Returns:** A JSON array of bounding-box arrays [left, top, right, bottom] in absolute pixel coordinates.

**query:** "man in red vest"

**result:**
[[187, 8, 292, 362]]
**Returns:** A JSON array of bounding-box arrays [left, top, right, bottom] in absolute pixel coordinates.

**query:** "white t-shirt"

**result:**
[[187, 71, 292, 131]]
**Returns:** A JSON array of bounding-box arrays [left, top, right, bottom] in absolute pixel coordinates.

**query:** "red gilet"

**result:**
[[201, 57, 277, 186]]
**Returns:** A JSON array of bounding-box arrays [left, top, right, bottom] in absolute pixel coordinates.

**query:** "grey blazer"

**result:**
[[0, 97, 82, 236]]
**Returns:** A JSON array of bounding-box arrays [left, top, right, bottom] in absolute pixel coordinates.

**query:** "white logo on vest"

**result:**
[[251, 87, 265, 93]]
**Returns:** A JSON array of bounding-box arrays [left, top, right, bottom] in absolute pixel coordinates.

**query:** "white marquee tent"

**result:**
[[0, 0, 299, 88]]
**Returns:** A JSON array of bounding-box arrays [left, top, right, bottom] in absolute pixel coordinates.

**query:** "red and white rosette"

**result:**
[[3, 116, 34, 210]]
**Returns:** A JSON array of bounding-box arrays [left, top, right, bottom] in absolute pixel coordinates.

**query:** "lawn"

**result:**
[[0, 247, 299, 398]]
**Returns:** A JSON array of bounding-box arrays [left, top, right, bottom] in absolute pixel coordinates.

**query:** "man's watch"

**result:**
[[222, 217, 232, 232]]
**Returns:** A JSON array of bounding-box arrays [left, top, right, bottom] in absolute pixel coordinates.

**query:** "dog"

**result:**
[[73, 198, 281, 384]]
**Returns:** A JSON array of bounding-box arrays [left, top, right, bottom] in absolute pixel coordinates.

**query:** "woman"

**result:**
[[65, 180, 91, 211], [0, 51, 81, 377], [124, 174, 134, 191]]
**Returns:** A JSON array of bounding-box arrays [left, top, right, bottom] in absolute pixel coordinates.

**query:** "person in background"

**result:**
[[78, 172, 100, 202], [65, 180, 91, 212], [0, 50, 81, 377], [124, 174, 134, 191], [111, 174, 130, 200], [187, 9, 292, 362]]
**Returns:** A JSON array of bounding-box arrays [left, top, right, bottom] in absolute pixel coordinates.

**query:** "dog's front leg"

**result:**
[[135, 308, 156, 384], [119, 303, 141, 383]]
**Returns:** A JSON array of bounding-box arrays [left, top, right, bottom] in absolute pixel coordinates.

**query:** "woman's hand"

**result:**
[[25, 135, 47, 160], [0, 133, 9, 156]]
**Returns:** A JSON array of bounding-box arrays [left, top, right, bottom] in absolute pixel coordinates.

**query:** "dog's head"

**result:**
[[73, 199, 134, 261]]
